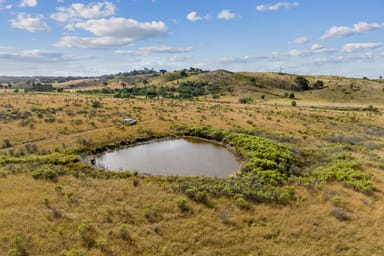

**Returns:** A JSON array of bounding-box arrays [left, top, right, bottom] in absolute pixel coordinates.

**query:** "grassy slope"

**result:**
[[1, 71, 384, 255]]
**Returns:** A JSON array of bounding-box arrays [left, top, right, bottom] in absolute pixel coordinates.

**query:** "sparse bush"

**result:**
[[91, 101, 102, 108], [7, 236, 28, 256], [234, 194, 251, 210], [133, 178, 140, 187], [313, 80, 324, 89], [239, 97, 253, 104], [144, 207, 161, 223], [330, 195, 341, 206], [2, 139, 12, 148], [31, 166, 65, 181], [291, 101, 297, 107], [185, 187, 209, 204], [78, 219, 97, 248], [116, 224, 131, 241], [176, 198, 190, 212]]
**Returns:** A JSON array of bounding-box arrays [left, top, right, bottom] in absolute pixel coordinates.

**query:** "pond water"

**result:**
[[91, 138, 241, 177]]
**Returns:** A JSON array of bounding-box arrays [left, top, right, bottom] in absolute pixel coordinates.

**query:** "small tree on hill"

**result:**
[[313, 80, 324, 90], [295, 76, 309, 91]]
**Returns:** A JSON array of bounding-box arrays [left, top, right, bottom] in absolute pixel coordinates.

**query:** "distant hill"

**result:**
[[1, 69, 383, 105]]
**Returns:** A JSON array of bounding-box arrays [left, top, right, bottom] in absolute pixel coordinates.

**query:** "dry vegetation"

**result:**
[[1, 71, 384, 255]]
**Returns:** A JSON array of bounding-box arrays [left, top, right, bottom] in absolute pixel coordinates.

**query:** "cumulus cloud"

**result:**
[[217, 9, 236, 20], [66, 18, 167, 39], [321, 21, 384, 40], [186, 11, 210, 22], [19, 0, 37, 7], [51, 1, 116, 22], [293, 36, 309, 44], [343, 42, 384, 52], [56, 17, 167, 48], [256, 2, 299, 11], [10, 13, 50, 32]]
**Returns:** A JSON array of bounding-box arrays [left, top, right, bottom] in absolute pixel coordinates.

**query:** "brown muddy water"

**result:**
[[90, 138, 241, 177]]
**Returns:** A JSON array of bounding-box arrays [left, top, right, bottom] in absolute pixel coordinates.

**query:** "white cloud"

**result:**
[[321, 21, 384, 40], [186, 11, 210, 22], [10, 13, 50, 32], [256, 2, 299, 11], [51, 1, 116, 22], [56, 17, 167, 48], [54, 36, 133, 49], [19, 0, 37, 7], [0, 47, 75, 62], [116, 46, 192, 56], [66, 17, 167, 39], [217, 9, 236, 20], [311, 43, 323, 50], [293, 36, 309, 44], [138, 46, 192, 54], [288, 49, 305, 56], [0, 4, 12, 9], [0, 0, 12, 9], [343, 42, 384, 52]]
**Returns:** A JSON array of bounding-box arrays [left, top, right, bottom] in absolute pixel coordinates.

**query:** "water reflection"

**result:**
[[93, 138, 240, 177]]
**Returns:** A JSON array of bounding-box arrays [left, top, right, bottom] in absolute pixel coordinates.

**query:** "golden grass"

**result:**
[[0, 76, 384, 255], [1, 175, 384, 255]]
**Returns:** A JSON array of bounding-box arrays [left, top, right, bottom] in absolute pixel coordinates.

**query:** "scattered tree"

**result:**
[[313, 80, 324, 89], [295, 76, 309, 91]]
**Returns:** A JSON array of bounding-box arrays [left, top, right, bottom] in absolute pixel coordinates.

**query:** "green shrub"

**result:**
[[2, 139, 12, 148], [314, 161, 374, 194], [185, 187, 209, 204], [176, 126, 298, 204], [144, 207, 161, 223], [239, 97, 253, 104], [78, 219, 97, 248], [7, 236, 28, 256], [116, 224, 131, 241], [31, 166, 65, 181], [176, 198, 190, 212]]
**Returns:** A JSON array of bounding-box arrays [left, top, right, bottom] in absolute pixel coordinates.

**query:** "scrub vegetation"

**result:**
[[1, 70, 384, 255]]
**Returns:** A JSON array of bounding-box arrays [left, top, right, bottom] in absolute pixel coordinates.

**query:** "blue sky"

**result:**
[[0, 0, 383, 77]]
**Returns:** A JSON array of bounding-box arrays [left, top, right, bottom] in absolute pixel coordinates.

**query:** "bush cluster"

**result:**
[[78, 81, 226, 99], [175, 126, 298, 203]]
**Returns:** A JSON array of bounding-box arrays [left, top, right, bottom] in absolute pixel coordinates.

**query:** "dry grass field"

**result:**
[[1, 71, 384, 255]]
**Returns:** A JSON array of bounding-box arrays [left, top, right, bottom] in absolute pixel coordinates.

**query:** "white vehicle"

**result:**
[[122, 118, 137, 125]]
